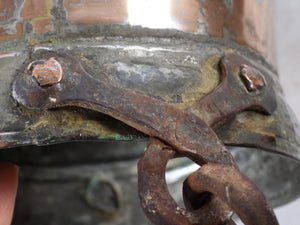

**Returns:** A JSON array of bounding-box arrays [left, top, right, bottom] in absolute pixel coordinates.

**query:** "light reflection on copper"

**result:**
[[127, 0, 180, 29]]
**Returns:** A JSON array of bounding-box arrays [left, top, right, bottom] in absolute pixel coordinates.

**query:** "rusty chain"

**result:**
[[12, 52, 279, 224]]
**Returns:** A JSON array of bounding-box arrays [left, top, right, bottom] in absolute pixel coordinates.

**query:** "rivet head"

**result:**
[[30, 57, 63, 86], [240, 64, 266, 92], [85, 179, 119, 213]]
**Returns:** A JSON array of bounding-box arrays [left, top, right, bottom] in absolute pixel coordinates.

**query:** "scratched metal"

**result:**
[[0, 0, 275, 64], [11, 51, 239, 166], [0, 1, 298, 224], [10, 51, 283, 224], [8, 49, 300, 163]]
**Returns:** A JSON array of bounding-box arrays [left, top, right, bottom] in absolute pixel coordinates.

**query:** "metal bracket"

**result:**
[[12, 52, 279, 224]]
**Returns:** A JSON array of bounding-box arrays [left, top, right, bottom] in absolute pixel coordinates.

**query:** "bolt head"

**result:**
[[85, 179, 119, 213]]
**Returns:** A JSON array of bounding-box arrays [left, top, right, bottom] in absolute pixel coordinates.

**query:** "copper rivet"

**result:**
[[31, 57, 63, 86], [240, 64, 266, 92]]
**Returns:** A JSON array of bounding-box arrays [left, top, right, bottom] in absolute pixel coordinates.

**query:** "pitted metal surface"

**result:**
[[11, 51, 283, 224], [5, 49, 299, 162], [0, 0, 299, 224]]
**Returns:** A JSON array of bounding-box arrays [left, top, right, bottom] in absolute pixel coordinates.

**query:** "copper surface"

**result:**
[[21, 0, 53, 34], [0, 0, 274, 62], [0, 22, 23, 41], [170, 0, 275, 64], [31, 57, 63, 86], [21, 0, 48, 21], [0, 1, 22, 40], [169, 0, 200, 31], [62, 0, 274, 63], [64, 0, 128, 24], [0, 1, 15, 22]]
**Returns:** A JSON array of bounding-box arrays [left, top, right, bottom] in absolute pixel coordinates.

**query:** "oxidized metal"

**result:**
[[12, 51, 238, 166], [12, 52, 281, 164], [138, 138, 278, 225], [12, 52, 280, 224], [0, 0, 275, 64], [138, 138, 235, 225], [1, 0, 300, 224], [189, 55, 276, 131], [30, 57, 63, 86], [183, 163, 279, 225], [2, 44, 298, 163]]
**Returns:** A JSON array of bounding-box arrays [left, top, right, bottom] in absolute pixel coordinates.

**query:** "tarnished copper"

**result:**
[[13, 52, 237, 166], [64, 0, 128, 24], [21, 0, 53, 34], [0, 1, 299, 224], [12, 52, 281, 164], [0, 0, 274, 63], [11, 52, 281, 224], [187, 0, 275, 64], [0, 22, 23, 41], [0, 1, 15, 22], [30, 57, 62, 86]]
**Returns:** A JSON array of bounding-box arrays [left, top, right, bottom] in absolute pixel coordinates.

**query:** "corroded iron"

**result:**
[[138, 138, 278, 225], [11, 52, 279, 164], [12, 52, 280, 224], [1, 41, 299, 164], [183, 163, 279, 225], [189, 55, 276, 130], [1, 1, 300, 224], [138, 138, 235, 225], [12, 52, 239, 166]]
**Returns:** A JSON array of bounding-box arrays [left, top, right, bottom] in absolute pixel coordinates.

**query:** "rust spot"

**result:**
[[184, 164, 279, 225], [240, 64, 266, 92], [31, 57, 63, 86], [64, 0, 128, 24]]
